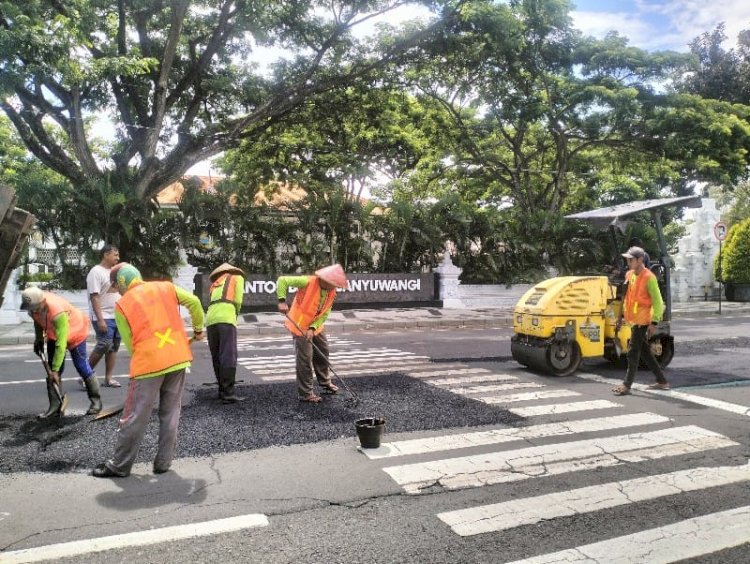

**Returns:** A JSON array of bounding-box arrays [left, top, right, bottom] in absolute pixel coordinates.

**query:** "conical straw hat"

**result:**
[[314, 264, 348, 288], [210, 262, 244, 281]]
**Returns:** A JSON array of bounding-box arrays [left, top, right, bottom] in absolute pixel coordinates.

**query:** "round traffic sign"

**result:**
[[714, 221, 728, 241]]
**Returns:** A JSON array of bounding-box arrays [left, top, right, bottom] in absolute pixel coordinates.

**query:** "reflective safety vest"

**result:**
[[285, 276, 336, 336], [117, 281, 192, 378], [32, 292, 90, 347], [623, 268, 656, 326], [209, 274, 238, 305]]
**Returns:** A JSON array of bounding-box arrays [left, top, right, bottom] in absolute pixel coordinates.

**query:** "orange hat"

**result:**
[[314, 264, 348, 288]]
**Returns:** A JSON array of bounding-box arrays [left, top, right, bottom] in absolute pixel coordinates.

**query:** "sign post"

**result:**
[[714, 221, 728, 314]]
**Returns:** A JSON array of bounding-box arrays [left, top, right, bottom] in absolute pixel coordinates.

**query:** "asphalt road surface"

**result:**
[[1, 313, 750, 563]]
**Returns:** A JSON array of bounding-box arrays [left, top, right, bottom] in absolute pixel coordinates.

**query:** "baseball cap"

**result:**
[[622, 246, 645, 260]]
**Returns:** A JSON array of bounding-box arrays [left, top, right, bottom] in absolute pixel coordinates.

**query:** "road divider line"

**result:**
[[508, 400, 622, 417], [0, 513, 269, 563], [382, 425, 737, 494], [438, 462, 750, 536], [0, 375, 128, 386], [503, 505, 750, 564], [361, 412, 670, 459], [577, 372, 750, 417]]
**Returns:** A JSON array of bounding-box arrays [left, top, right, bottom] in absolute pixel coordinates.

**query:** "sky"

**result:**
[[571, 0, 750, 52]]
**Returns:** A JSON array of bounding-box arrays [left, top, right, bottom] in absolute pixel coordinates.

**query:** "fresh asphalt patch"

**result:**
[[0, 373, 522, 474]]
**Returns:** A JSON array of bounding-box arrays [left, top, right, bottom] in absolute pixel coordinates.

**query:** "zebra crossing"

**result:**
[[369, 367, 750, 560], [235, 334, 750, 560]]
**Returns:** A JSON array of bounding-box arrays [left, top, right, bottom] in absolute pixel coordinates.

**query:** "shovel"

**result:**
[[92, 402, 124, 421], [35, 351, 69, 416], [283, 313, 360, 406]]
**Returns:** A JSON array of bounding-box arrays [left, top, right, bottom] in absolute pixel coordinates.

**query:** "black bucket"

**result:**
[[355, 417, 385, 449]]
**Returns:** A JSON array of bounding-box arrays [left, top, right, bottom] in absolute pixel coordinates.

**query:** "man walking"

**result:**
[[86, 244, 122, 387], [612, 246, 670, 396], [206, 262, 245, 403], [276, 264, 348, 403], [93, 263, 204, 478], [21, 287, 102, 417]]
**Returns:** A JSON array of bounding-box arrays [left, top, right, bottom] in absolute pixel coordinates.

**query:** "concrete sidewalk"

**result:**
[[1, 299, 747, 346]]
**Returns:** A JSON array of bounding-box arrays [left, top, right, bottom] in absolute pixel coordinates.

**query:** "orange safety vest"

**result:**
[[209, 274, 237, 305], [116, 281, 192, 378], [32, 293, 90, 347], [285, 276, 337, 336], [623, 268, 656, 326]]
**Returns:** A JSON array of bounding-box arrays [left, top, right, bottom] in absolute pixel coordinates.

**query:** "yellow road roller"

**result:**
[[511, 195, 702, 376]]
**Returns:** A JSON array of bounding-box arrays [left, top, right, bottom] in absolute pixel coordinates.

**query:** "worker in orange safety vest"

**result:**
[[93, 263, 204, 478], [21, 286, 101, 418], [276, 264, 348, 403]]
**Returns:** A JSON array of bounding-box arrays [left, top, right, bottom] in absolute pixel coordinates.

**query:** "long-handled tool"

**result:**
[[283, 313, 360, 406], [36, 351, 68, 417]]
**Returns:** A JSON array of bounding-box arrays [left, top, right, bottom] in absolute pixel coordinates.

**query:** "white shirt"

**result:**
[[86, 264, 120, 320]]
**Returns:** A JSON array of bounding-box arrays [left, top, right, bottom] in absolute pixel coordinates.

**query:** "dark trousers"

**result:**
[[293, 330, 332, 397], [623, 324, 667, 388], [207, 323, 238, 378]]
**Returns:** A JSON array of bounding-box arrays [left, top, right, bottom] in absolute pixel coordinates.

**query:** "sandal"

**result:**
[[647, 382, 670, 390], [612, 384, 631, 396], [320, 383, 339, 394], [104, 380, 122, 388], [300, 393, 322, 403]]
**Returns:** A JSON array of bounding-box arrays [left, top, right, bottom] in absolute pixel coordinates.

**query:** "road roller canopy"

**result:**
[[564, 195, 702, 229]]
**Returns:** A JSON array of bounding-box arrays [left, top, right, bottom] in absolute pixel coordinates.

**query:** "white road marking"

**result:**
[[248, 358, 441, 375], [503, 505, 750, 564], [382, 426, 737, 494], [577, 372, 750, 417], [448, 382, 544, 395], [0, 513, 269, 563], [478, 390, 580, 403], [361, 412, 670, 459], [426, 374, 519, 386], [406, 368, 491, 378], [238, 350, 425, 367], [438, 463, 750, 536], [509, 400, 622, 417], [0, 375, 128, 386]]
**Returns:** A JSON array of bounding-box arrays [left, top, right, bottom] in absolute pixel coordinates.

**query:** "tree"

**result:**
[[0, 0, 454, 202]]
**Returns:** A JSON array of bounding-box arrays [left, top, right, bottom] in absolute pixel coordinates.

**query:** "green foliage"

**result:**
[[717, 218, 750, 283]]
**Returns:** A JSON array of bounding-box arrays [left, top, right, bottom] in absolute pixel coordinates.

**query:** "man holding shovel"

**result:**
[[93, 263, 204, 478], [276, 264, 348, 403], [20, 287, 102, 418]]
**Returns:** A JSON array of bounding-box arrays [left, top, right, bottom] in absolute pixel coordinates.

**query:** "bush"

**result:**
[[717, 218, 750, 283]]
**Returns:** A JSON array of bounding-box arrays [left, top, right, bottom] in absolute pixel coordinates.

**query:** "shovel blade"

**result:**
[[92, 404, 124, 421]]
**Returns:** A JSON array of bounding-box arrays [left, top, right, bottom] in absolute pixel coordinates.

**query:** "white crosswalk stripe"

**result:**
[[362, 412, 670, 460], [447, 382, 544, 394], [477, 389, 581, 403], [508, 399, 622, 417], [425, 374, 519, 386], [438, 463, 750, 536], [504, 505, 750, 564], [382, 426, 737, 494]]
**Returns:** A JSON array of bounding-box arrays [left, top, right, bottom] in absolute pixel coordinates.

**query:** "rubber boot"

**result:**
[[38, 380, 67, 419], [84, 376, 102, 415], [220, 367, 244, 404], [212, 360, 222, 399]]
